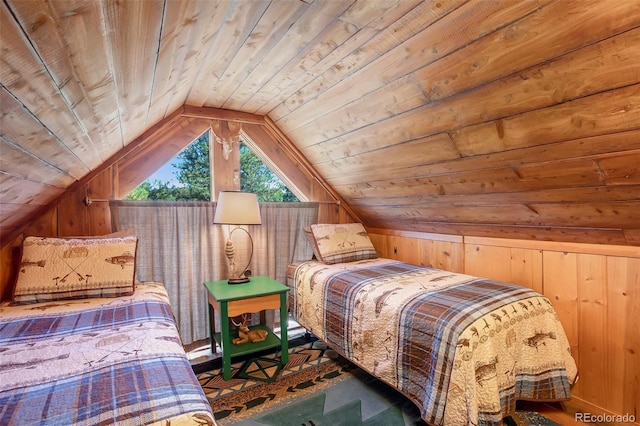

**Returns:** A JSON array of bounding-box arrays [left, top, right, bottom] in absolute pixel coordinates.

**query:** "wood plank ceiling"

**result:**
[[1, 0, 639, 246]]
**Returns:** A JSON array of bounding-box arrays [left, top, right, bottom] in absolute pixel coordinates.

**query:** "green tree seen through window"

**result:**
[[125, 132, 298, 202], [239, 143, 298, 202]]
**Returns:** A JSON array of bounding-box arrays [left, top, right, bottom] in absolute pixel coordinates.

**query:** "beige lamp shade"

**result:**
[[214, 191, 262, 225]]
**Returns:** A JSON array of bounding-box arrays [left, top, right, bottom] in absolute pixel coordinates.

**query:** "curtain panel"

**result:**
[[110, 200, 318, 345]]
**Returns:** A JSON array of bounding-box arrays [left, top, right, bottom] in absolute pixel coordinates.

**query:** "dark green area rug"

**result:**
[[198, 341, 560, 426]]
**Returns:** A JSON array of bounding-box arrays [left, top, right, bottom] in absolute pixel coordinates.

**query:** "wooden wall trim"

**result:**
[[465, 236, 640, 258], [181, 105, 265, 124], [366, 227, 463, 243], [370, 227, 640, 258]]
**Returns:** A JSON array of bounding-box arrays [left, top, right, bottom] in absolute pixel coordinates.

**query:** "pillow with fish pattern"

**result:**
[[309, 223, 377, 264], [12, 235, 138, 304]]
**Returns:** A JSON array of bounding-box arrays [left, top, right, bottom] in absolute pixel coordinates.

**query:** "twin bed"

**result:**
[[0, 235, 215, 425], [288, 223, 578, 426]]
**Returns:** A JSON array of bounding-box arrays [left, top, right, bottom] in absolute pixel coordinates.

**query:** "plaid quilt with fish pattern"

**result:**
[[0, 282, 215, 426], [287, 258, 577, 426]]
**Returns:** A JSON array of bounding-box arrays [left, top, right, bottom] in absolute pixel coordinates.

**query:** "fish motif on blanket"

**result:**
[[0, 353, 70, 372], [475, 357, 499, 387], [524, 331, 556, 350], [374, 287, 401, 316], [96, 334, 130, 347], [156, 335, 182, 345], [28, 301, 85, 311], [105, 251, 135, 268]]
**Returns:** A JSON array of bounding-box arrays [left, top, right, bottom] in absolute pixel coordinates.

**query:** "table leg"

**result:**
[[208, 302, 217, 354], [220, 301, 232, 380], [280, 292, 288, 364]]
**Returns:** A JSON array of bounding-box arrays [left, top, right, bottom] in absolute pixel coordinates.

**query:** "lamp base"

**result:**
[[227, 276, 250, 285]]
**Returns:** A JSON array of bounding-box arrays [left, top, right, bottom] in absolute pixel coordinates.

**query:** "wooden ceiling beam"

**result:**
[[181, 105, 265, 124]]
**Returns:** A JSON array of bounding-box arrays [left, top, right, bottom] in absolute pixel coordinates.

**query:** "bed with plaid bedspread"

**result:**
[[287, 258, 577, 426], [0, 282, 216, 425]]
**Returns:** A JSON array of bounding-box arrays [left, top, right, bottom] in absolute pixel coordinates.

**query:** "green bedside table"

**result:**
[[204, 276, 289, 380]]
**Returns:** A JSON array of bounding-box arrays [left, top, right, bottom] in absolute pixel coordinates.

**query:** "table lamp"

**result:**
[[214, 191, 262, 284]]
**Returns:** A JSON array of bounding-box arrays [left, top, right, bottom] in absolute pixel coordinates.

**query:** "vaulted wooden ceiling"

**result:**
[[1, 0, 639, 246]]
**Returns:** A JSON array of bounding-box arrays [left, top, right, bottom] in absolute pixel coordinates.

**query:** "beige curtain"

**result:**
[[249, 202, 319, 327], [109, 200, 318, 345], [251, 202, 318, 283]]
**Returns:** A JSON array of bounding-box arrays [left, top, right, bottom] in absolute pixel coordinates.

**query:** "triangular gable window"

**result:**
[[125, 132, 298, 202]]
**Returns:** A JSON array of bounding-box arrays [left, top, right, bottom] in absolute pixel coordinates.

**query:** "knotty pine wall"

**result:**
[[369, 228, 639, 423]]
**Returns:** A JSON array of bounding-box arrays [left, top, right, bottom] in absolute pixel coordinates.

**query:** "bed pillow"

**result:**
[[303, 226, 322, 260], [309, 223, 377, 264], [12, 235, 138, 305]]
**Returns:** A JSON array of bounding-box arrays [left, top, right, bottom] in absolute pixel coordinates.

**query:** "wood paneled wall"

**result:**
[[369, 228, 640, 423], [368, 229, 465, 273]]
